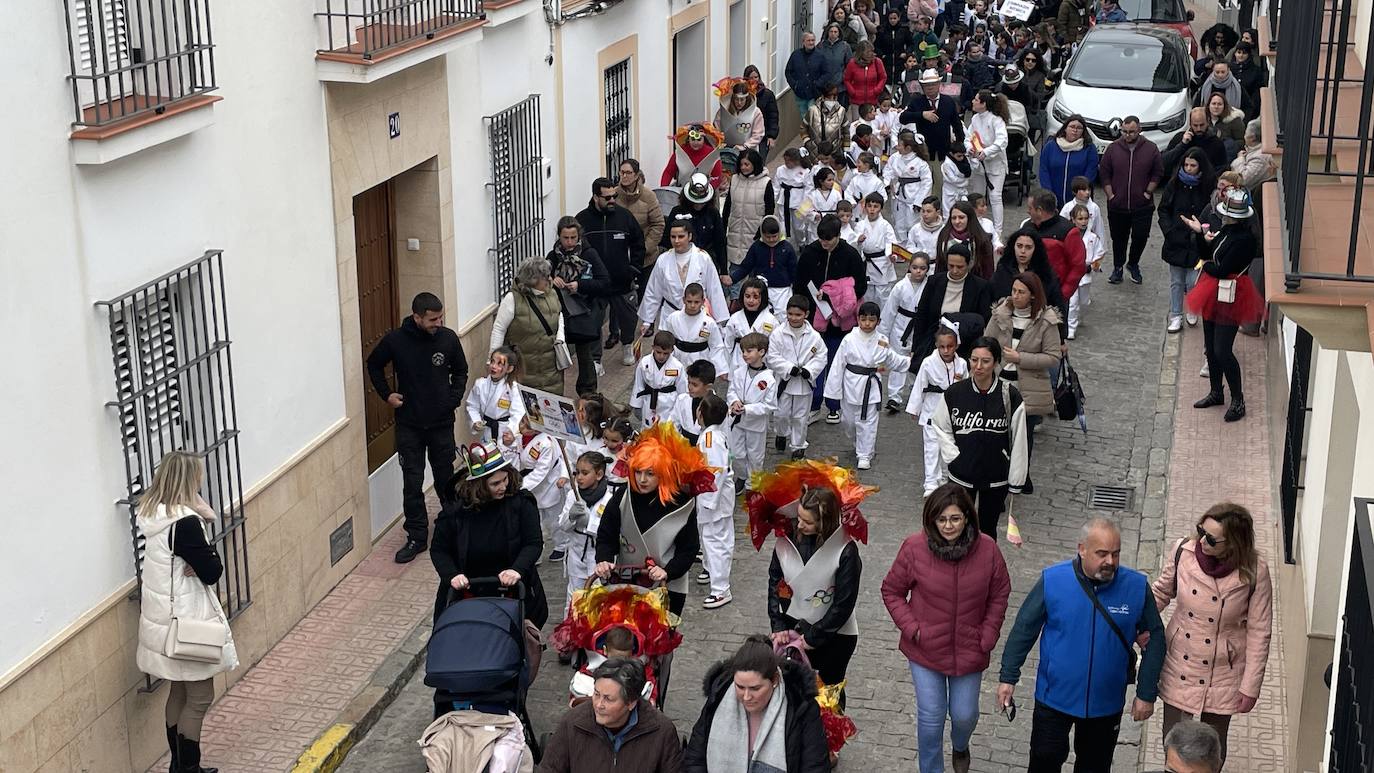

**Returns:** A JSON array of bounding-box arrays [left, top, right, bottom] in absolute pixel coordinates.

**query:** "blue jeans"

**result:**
[[909, 661, 983, 773], [1169, 264, 1199, 317], [794, 96, 815, 123]]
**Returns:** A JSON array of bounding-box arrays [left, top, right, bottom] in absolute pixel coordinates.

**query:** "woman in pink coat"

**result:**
[[881, 483, 1011, 773], [1152, 502, 1273, 766]]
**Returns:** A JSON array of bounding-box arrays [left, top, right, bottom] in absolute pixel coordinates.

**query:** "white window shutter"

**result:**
[[75, 0, 129, 74]]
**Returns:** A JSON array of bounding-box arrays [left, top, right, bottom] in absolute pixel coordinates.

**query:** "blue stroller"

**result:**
[[426, 577, 542, 761]]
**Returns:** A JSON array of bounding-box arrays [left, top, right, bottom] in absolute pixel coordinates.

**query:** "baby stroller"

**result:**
[[551, 564, 683, 710], [1003, 98, 1033, 207], [425, 578, 542, 763]]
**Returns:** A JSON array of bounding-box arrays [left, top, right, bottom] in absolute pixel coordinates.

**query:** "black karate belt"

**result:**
[[863, 250, 886, 275], [676, 339, 709, 353], [481, 414, 510, 441], [897, 306, 919, 348], [922, 384, 946, 394], [845, 364, 881, 420], [780, 183, 802, 234], [636, 383, 677, 411], [680, 428, 700, 445]]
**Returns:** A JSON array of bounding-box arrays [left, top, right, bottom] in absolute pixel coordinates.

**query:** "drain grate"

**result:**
[[1087, 485, 1135, 511]]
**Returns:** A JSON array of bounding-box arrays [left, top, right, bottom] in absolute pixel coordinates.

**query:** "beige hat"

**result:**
[[918, 68, 942, 84]]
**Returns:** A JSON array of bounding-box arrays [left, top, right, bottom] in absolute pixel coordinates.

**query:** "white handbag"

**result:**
[[553, 340, 574, 371], [1216, 278, 1237, 304], [161, 520, 231, 664]]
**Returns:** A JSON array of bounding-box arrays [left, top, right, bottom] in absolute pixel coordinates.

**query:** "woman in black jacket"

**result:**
[[1157, 148, 1216, 333], [745, 65, 780, 160], [430, 444, 548, 627], [989, 228, 1065, 311], [1183, 188, 1265, 422], [684, 635, 830, 773], [874, 8, 913, 86], [548, 216, 612, 395]]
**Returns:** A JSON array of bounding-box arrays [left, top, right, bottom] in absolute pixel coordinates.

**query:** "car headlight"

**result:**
[[1158, 110, 1186, 133], [1051, 100, 1071, 122]]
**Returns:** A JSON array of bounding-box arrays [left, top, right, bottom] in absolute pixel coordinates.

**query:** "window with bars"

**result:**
[[97, 251, 251, 624], [792, 0, 812, 53], [604, 59, 633, 177], [486, 95, 546, 300], [62, 0, 218, 128]]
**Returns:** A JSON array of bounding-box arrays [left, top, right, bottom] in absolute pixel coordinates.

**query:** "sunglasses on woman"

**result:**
[[1196, 525, 1227, 547]]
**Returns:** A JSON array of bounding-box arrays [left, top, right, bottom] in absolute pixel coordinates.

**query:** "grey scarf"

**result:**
[[705, 673, 790, 773], [928, 524, 977, 561]]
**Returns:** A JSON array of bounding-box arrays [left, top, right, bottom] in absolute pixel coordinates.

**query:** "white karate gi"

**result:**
[[940, 156, 982, 216], [726, 361, 779, 483], [823, 328, 911, 462], [1068, 229, 1103, 336], [904, 351, 969, 494], [878, 276, 928, 400], [520, 433, 572, 552], [853, 214, 898, 304], [905, 217, 944, 260], [844, 170, 886, 204], [883, 151, 933, 236], [667, 393, 704, 442], [695, 425, 736, 598], [662, 308, 728, 376], [796, 186, 843, 245], [873, 108, 903, 157], [722, 308, 779, 352], [638, 246, 729, 326], [774, 164, 814, 241], [1060, 196, 1106, 254], [766, 322, 828, 452], [629, 354, 687, 426], [559, 484, 616, 600], [465, 376, 527, 465]]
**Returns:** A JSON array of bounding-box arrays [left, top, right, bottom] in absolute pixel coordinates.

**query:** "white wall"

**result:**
[[0, 2, 342, 675]]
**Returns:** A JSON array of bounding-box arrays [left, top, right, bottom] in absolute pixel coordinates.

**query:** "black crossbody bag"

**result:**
[[1074, 566, 1138, 684]]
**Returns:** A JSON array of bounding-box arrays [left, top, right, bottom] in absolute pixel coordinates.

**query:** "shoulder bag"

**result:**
[[1074, 565, 1138, 684], [523, 292, 573, 371], [162, 520, 231, 664], [1053, 354, 1085, 421]]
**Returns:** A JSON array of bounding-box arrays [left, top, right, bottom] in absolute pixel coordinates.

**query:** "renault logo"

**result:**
[[1107, 118, 1123, 138]]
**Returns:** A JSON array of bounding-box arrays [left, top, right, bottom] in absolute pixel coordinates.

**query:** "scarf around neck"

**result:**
[[951, 155, 972, 176], [1193, 541, 1236, 578], [928, 523, 977, 561], [706, 672, 790, 773], [1056, 136, 1086, 153]]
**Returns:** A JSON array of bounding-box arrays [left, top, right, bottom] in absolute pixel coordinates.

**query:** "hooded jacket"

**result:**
[[684, 659, 830, 773], [365, 316, 468, 428], [817, 37, 853, 93], [615, 183, 666, 261], [577, 200, 648, 293]]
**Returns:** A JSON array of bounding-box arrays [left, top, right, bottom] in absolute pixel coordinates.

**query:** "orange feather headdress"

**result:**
[[626, 421, 716, 504], [745, 459, 876, 550]]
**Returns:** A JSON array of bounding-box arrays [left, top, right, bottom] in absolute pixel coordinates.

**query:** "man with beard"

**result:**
[[997, 517, 1166, 773]]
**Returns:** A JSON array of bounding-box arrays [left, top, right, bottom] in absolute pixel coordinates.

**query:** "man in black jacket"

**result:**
[[1162, 108, 1229, 180], [899, 67, 965, 200], [793, 214, 868, 420], [365, 292, 468, 563], [577, 177, 646, 364]]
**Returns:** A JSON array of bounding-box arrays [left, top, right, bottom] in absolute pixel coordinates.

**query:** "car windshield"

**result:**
[[1064, 39, 1188, 92], [1116, 0, 1187, 22]]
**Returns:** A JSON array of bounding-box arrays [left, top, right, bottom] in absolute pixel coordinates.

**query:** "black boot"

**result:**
[[1193, 392, 1224, 409], [165, 726, 180, 769], [1224, 399, 1247, 422], [177, 735, 218, 773]]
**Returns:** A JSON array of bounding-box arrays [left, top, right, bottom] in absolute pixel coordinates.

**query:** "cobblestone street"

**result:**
[[341, 200, 1184, 772]]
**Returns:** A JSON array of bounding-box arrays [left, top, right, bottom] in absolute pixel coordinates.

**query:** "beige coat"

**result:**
[[986, 299, 1061, 417], [421, 710, 533, 773], [1152, 538, 1274, 715], [725, 170, 773, 267], [616, 183, 665, 261]]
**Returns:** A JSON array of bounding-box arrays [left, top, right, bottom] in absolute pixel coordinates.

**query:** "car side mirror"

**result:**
[[1186, 10, 1195, 20]]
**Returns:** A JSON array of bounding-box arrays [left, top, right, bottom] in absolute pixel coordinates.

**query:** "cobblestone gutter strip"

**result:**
[[291, 622, 433, 772]]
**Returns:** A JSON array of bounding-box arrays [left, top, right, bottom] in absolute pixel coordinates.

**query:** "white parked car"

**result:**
[[1045, 24, 1192, 153]]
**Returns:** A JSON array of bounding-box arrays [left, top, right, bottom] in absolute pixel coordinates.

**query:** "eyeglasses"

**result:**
[[1196, 525, 1227, 547], [936, 515, 966, 526]]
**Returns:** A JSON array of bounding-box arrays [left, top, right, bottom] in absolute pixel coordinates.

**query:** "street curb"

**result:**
[[290, 621, 432, 772]]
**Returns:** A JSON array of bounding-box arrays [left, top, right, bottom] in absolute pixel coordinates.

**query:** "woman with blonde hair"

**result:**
[[135, 450, 238, 773], [1152, 502, 1273, 766]]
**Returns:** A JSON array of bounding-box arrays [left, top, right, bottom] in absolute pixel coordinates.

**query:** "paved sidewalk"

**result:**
[[1139, 326, 1291, 770]]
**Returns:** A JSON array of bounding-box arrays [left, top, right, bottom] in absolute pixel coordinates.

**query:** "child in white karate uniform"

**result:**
[[774, 148, 814, 242], [853, 192, 898, 304], [726, 332, 778, 489], [797, 167, 843, 245], [766, 295, 829, 459], [1059, 176, 1105, 272], [667, 360, 716, 445], [661, 283, 728, 376], [694, 394, 736, 609], [560, 451, 617, 601], [629, 330, 688, 427], [879, 253, 931, 412], [940, 143, 981, 216], [1066, 203, 1103, 340], [905, 323, 968, 494], [837, 200, 859, 246], [904, 196, 945, 259], [519, 419, 572, 560], [884, 131, 933, 237], [824, 301, 913, 469], [844, 152, 886, 204], [722, 278, 779, 352], [968, 193, 1003, 252], [465, 345, 526, 465], [873, 94, 902, 158], [566, 393, 615, 461]]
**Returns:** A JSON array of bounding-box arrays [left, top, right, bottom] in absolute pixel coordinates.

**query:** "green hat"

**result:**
[[922, 45, 942, 60]]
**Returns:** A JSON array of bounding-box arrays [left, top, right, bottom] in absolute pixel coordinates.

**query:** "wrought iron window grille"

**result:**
[[486, 95, 547, 301], [604, 59, 633, 177], [1329, 498, 1373, 772]]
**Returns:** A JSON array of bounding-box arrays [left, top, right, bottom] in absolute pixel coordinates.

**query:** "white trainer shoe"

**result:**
[[1167, 315, 1183, 333], [622, 348, 635, 366], [1186, 313, 1199, 326]]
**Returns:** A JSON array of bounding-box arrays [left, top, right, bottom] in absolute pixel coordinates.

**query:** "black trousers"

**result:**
[[573, 340, 598, 396], [1202, 320, 1243, 402], [962, 484, 1008, 540], [1107, 207, 1154, 270], [1028, 702, 1122, 773], [395, 422, 456, 544], [606, 290, 639, 344], [806, 633, 858, 687]]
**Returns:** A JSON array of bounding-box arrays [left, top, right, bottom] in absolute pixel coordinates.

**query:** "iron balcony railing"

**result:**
[[1330, 498, 1374, 772], [316, 0, 484, 59], [1267, 0, 1374, 290], [61, 0, 218, 129]]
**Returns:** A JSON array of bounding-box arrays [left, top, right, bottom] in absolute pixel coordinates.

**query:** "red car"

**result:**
[[1111, 0, 1199, 59]]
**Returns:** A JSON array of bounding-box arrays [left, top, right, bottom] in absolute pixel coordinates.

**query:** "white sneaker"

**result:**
[[1186, 313, 1199, 326], [1167, 315, 1183, 333], [1200, 362, 1210, 378], [808, 408, 826, 425], [594, 361, 605, 377], [622, 348, 635, 366], [1066, 329, 1077, 341], [696, 570, 710, 584], [702, 593, 733, 609], [857, 457, 871, 470]]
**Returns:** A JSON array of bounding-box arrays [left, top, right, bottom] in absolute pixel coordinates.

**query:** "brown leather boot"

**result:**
[[952, 747, 971, 773]]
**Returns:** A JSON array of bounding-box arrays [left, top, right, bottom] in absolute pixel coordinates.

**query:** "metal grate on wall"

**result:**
[[792, 0, 812, 53], [1329, 498, 1374, 773], [1086, 485, 1135, 512], [1279, 326, 1313, 564], [486, 95, 546, 300], [96, 250, 251, 626], [604, 59, 633, 177]]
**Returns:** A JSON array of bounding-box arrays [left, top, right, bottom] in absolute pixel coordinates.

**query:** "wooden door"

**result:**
[[354, 180, 399, 473]]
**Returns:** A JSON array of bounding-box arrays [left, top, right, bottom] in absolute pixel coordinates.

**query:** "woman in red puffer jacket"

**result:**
[[881, 483, 1011, 773], [843, 42, 888, 114]]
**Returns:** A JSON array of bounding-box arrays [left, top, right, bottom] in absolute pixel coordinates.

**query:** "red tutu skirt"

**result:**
[[1185, 273, 1265, 327]]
